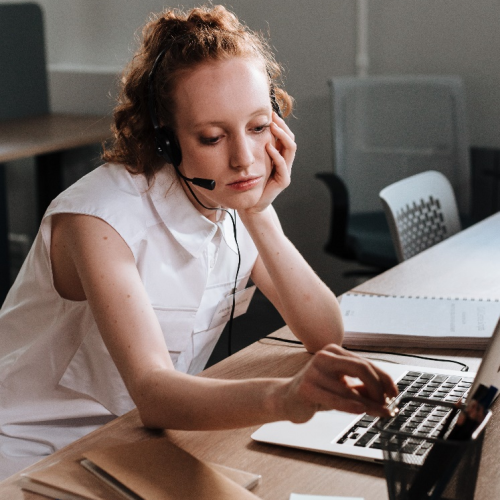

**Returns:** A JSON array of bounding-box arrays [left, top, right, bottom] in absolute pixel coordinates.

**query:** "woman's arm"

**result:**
[[240, 112, 343, 353], [245, 212, 343, 353], [51, 213, 396, 431]]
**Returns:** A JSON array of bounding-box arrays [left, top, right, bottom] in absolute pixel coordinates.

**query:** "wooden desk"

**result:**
[[1, 213, 499, 499]]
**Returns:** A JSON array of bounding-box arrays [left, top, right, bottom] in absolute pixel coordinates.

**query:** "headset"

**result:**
[[147, 48, 283, 191]]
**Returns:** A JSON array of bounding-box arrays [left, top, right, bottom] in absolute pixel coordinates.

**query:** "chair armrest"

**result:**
[[315, 172, 353, 259]]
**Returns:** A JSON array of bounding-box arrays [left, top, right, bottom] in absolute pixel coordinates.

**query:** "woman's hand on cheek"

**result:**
[[241, 112, 296, 215]]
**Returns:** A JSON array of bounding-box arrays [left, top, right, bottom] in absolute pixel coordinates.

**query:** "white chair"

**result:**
[[379, 170, 461, 262]]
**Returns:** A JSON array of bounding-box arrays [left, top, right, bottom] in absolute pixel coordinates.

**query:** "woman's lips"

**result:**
[[227, 176, 262, 191]]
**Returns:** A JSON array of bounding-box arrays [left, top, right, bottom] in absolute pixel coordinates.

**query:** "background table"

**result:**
[[0, 113, 112, 302], [0, 113, 112, 220]]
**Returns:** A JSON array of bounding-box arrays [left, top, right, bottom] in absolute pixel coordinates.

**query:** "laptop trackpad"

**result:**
[[251, 410, 356, 450]]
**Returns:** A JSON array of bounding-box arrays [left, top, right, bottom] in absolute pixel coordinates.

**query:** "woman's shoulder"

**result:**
[[56, 163, 143, 202], [44, 163, 149, 246]]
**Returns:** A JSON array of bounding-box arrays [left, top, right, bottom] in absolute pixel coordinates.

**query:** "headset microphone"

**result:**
[[179, 174, 216, 191], [172, 167, 215, 189]]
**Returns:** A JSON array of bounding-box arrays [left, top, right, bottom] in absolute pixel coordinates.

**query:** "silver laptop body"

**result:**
[[251, 319, 500, 463]]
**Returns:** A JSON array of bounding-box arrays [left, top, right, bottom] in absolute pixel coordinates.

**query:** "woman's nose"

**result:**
[[230, 134, 255, 170]]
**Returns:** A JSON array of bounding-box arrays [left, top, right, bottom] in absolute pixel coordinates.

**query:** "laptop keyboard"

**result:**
[[336, 371, 473, 454]]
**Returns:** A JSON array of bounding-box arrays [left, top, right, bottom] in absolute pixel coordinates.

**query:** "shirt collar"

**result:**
[[143, 168, 239, 258]]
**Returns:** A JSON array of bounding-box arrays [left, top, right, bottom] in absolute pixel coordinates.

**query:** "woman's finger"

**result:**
[[329, 345, 398, 399], [265, 142, 291, 185], [270, 120, 296, 151], [321, 344, 398, 399], [313, 348, 388, 405], [296, 365, 392, 418], [272, 111, 295, 141], [269, 123, 295, 171]]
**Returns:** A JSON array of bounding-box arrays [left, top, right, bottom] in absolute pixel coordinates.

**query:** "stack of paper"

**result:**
[[340, 293, 500, 349]]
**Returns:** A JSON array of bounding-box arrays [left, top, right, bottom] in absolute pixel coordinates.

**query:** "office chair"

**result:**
[[318, 75, 470, 272], [316, 172, 398, 272], [0, 3, 50, 304], [379, 170, 461, 262]]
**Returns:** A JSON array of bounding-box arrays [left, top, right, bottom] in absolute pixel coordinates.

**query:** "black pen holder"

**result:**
[[376, 397, 491, 500]]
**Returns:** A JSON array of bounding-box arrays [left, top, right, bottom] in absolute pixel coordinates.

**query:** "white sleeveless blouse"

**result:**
[[0, 163, 258, 478]]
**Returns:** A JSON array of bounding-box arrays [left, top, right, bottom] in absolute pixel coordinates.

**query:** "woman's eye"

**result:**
[[199, 136, 221, 146], [253, 124, 271, 134]]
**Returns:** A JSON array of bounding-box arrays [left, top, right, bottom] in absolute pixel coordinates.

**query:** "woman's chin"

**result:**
[[226, 190, 265, 212]]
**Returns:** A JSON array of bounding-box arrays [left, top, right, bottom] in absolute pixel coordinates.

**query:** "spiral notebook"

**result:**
[[339, 293, 500, 349]]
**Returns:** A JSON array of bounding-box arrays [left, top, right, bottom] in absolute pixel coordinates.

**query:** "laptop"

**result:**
[[251, 318, 500, 463]]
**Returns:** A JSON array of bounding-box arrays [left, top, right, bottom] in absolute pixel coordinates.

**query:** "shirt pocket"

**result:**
[[152, 306, 197, 373]]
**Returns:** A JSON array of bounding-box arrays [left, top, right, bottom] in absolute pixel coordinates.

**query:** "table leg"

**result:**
[[0, 163, 11, 305], [35, 151, 64, 222]]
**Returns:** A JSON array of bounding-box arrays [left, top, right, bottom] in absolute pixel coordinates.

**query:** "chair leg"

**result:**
[[0, 163, 11, 305]]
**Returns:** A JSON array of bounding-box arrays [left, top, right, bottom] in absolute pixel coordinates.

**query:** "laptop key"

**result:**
[[401, 442, 419, 454], [356, 419, 374, 428], [355, 431, 378, 447]]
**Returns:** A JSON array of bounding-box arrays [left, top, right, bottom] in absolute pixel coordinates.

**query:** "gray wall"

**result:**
[[3, 0, 500, 291]]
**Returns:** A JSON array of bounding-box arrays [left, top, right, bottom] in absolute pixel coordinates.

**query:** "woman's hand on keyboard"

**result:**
[[277, 344, 399, 423]]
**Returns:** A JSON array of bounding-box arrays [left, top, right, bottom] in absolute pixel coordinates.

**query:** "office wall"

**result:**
[[3, 0, 500, 291]]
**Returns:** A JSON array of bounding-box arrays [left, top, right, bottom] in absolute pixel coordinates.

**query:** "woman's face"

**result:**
[[172, 57, 274, 218]]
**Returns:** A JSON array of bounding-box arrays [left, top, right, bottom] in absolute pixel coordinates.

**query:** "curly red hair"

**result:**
[[102, 4, 294, 181]]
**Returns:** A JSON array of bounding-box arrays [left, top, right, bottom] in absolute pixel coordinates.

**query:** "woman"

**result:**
[[0, 5, 397, 478]]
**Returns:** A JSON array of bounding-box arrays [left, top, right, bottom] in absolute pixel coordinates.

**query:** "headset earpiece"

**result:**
[[154, 126, 182, 168]]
